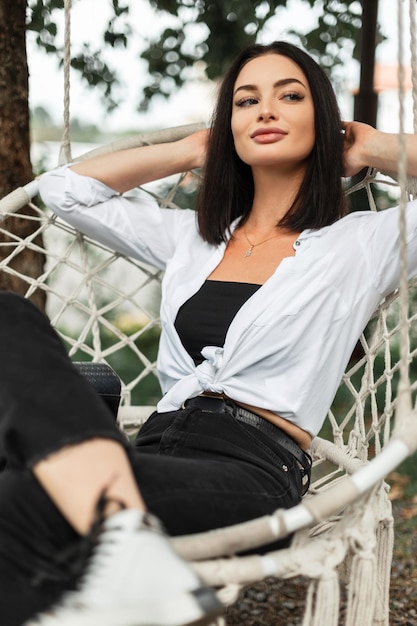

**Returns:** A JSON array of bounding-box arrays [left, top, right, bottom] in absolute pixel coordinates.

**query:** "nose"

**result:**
[[257, 103, 278, 122]]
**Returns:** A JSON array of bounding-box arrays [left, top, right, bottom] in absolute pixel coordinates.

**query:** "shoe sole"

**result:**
[[24, 586, 223, 626]]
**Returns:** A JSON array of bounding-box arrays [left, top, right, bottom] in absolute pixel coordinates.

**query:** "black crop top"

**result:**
[[174, 280, 261, 365]]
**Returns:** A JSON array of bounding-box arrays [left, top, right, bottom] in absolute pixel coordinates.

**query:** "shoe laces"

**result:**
[[31, 491, 123, 593]]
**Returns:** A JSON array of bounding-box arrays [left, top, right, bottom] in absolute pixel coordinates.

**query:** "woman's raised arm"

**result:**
[[70, 128, 209, 193], [343, 121, 417, 179]]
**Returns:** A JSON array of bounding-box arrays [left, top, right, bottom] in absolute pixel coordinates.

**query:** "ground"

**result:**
[[224, 477, 417, 625]]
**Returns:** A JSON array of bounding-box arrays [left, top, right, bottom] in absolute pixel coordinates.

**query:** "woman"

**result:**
[[1, 41, 417, 626]]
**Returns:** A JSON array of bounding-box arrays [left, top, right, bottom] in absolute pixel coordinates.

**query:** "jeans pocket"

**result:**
[[230, 415, 306, 497]]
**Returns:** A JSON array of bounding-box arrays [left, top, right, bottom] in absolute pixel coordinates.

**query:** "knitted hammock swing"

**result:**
[[1, 1, 417, 624]]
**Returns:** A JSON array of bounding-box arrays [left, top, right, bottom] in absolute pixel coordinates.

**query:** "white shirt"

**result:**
[[39, 167, 417, 437]]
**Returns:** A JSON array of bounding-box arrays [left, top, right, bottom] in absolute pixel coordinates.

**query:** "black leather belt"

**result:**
[[183, 395, 311, 492]]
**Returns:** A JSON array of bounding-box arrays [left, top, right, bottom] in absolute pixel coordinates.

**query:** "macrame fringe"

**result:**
[[345, 552, 377, 626], [374, 519, 394, 626], [302, 571, 340, 626], [216, 583, 241, 607]]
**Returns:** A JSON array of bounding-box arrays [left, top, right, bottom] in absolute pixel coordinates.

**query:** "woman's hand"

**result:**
[[342, 121, 379, 178], [342, 121, 417, 179], [180, 128, 209, 170]]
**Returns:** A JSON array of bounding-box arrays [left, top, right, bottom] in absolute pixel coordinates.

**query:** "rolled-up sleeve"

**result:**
[[358, 200, 417, 296], [39, 166, 195, 271]]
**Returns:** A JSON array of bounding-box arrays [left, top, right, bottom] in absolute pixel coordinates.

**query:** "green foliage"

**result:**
[[27, 0, 132, 111], [63, 320, 162, 407], [26, 0, 64, 54], [288, 1, 367, 77], [26, 0, 372, 113], [139, 0, 367, 109], [141, 0, 278, 106], [31, 105, 104, 143], [70, 48, 120, 111]]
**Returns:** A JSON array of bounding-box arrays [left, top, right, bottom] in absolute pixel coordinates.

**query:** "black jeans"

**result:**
[[0, 293, 305, 626]]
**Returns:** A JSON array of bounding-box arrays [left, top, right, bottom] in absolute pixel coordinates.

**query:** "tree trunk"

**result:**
[[0, 0, 45, 310]]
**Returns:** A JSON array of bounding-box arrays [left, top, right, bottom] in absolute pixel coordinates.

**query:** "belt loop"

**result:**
[[181, 395, 311, 493], [224, 399, 236, 417]]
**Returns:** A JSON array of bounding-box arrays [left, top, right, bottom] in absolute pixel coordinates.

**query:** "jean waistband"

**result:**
[[182, 395, 311, 490]]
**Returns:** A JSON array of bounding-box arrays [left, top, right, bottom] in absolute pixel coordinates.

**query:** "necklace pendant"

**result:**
[[245, 248, 253, 257]]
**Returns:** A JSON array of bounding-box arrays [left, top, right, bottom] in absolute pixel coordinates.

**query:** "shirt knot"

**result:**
[[195, 346, 224, 393]]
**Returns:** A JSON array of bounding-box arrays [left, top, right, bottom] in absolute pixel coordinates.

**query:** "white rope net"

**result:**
[[1, 142, 415, 449], [0, 137, 415, 625]]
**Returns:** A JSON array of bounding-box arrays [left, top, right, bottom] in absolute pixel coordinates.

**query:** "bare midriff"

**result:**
[[235, 400, 312, 450], [201, 392, 312, 450]]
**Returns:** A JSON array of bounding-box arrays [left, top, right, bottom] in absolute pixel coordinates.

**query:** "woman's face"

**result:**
[[231, 53, 315, 172]]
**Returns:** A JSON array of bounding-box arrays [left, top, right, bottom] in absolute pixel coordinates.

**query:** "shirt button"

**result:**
[[294, 240, 301, 247]]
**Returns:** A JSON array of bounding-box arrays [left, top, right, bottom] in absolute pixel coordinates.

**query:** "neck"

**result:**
[[248, 164, 305, 228]]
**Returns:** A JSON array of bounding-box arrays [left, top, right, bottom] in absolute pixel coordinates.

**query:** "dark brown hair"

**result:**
[[196, 41, 346, 244]]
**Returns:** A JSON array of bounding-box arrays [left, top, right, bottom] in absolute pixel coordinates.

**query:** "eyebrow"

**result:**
[[233, 77, 306, 97]]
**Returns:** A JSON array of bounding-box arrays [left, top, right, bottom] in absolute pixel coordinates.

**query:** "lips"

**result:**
[[250, 127, 288, 142]]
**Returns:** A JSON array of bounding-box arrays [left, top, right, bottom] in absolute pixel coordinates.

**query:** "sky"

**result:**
[[26, 0, 413, 135]]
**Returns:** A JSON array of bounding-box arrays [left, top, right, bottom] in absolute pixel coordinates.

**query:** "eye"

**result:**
[[235, 96, 259, 107], [282, 92, 304, 102]]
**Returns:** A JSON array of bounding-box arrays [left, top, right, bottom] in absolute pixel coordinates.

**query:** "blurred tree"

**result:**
[[139, 0, 367, 110], [25, 1, 370, 112], [0, 0, 46, 307]]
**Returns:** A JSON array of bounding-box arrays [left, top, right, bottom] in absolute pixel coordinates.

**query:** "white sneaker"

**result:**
[[25, 509, 222, 626]]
